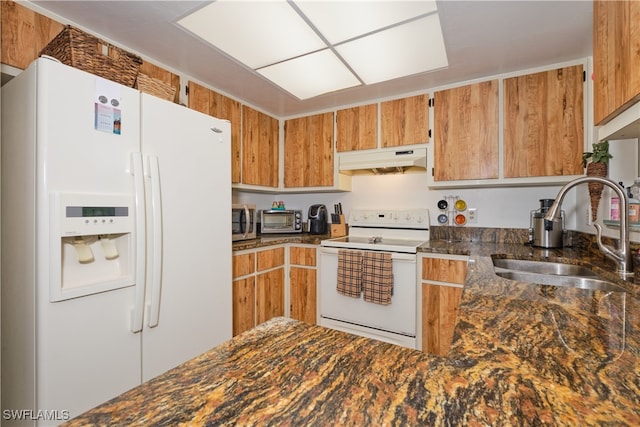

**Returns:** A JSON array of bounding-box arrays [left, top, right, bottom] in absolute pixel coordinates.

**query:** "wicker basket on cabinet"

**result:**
[[135, 73, 177, 102], [40, 25, 142, 87]]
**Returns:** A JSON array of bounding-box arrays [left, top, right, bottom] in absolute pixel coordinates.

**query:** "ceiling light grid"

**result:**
[[177, 0, 448, 100]]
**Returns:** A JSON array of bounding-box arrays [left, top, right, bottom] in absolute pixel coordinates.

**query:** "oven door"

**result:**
[[318, 247, 417, 345]]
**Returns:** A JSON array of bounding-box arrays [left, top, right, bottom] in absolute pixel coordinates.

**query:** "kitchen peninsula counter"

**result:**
[[67, 236, 640, 426]]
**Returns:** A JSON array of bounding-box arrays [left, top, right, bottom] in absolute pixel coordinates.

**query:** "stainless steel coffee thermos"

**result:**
[[529, 199, 564, 248]]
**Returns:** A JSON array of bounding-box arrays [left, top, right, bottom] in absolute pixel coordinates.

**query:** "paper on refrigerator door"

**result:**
[[94, 78, 123, 134]]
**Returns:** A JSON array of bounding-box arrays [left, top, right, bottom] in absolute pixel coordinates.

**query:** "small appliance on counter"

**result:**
[[260, 209, 303, 234], [232, 204, 257, 241], [308, 204, 328, 235], [529, 199, 564, 248]]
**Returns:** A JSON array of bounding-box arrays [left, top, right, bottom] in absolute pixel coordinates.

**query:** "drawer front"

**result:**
[[257, 247, 285, 271], [232, 252, 255, 278], [289, 246, 317, 266], [422, 258, 467, 284]]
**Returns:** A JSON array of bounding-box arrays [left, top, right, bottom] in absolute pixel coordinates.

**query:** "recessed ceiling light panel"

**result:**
[[257, 50, 361, 100], [336, 14, 448, 85], [295, 0, 438, 44], [177, 0, 449, 99], [178, 0, 326, 69]]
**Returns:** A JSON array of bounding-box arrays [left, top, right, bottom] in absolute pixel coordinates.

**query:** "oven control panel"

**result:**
[[348, 209, 429, 229]]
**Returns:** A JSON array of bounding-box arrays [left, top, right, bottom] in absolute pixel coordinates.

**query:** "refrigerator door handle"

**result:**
[[147, 156, 163, 328], [131, 152, 146, 333]]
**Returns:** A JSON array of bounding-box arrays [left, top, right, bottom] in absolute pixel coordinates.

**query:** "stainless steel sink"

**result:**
[[492, 258, 626, 292], [492, 258, 599, 277]]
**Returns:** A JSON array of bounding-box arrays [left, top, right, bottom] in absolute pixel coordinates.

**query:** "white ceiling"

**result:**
[[29, 1, 593, 118]]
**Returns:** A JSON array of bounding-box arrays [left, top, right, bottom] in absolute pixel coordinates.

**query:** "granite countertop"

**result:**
[[232, 233, 329, 251], [67, 231, 640, 425], [421, 238, 640, 425]]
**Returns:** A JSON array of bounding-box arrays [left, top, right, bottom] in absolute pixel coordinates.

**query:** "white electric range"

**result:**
[[319, 208, 430, 348]]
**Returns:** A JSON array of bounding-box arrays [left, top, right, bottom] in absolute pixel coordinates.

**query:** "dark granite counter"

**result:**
[[232, 233, 329, 251], [420, 238, 640, 425], [67, 228, 640, 425]]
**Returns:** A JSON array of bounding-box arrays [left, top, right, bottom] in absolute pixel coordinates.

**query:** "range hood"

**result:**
[[598, 101, 640, 141], [338, 148, 427, 174]]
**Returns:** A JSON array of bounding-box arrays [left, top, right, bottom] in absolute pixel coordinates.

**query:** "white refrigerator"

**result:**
[[1, 57, 232, 424]]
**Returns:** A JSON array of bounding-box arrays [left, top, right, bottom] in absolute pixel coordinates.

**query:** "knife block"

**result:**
[[330, 215, 347, 237]]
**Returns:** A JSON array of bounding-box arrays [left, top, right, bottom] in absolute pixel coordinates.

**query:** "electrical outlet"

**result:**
[[468, 208, 477, 224]]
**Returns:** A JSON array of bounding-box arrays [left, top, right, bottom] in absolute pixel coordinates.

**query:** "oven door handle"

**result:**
[[319, 246, 416, 261]]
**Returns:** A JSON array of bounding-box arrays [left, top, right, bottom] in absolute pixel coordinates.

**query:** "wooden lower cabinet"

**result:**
[[232, 246, 285, 336], [232, 244, 318, 334], [289, 245, 317, 324], [420, 254, 468, 355], [232, 277, 255, 336], [256, 268, 285, 324]]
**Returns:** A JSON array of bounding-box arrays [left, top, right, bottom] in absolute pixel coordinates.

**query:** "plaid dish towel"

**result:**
[[337, 250, 363, 298], [362, 252, 393, 305]]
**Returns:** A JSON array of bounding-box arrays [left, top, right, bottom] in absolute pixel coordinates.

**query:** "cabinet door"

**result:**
[[421, 284, 463, 356], [593, 0, 640, 124], [188, 81, 242, 183], [256, 268, 285, 324], [380, 94, 429, 147], [336, 103, 378, 152], [1, 1, 64, 70], [289, 246, 317, 267], [290, 267, 317, 324], [433, 80, 499, 181], [242, 105, 279, 187], [421, 256, 467, 355], [284, 112, 334, 188], [503, 65, 583, 178], [232, 277, 255, 336]]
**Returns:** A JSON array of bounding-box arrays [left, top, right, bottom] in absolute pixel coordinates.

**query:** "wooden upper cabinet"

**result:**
[[188, 81, 242, 183], [380, 94, 429, 147], [242, 105, 279, 187], [503, 65, 584, 178], [593, 0, 640, 125], [336, 103, 377, 152], [433, 80, 499, 181], [1, 1, 64, 70], [187, 81, 210, 114], [284, 112, 334, 188]]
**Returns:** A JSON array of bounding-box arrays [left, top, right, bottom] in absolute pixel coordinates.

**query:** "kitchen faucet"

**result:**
[[544, 176, 633, 278]]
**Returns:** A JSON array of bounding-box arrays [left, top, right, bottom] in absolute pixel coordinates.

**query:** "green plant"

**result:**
[[583, 140, 613, 221], [582, 140, 613, 167]]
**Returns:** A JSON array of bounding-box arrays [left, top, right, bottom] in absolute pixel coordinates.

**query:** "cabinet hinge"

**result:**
[[583, 70, 586, 82], [185, 85, 189, 96], [428, 98, 434, 107], [428, 129, 432, 138], [432, 167, 435, 177]]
